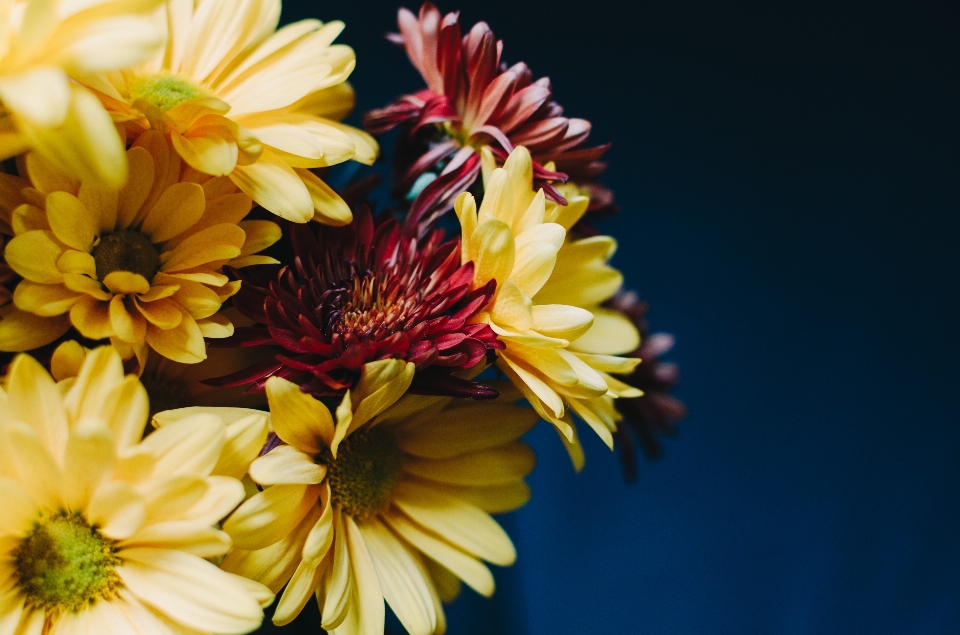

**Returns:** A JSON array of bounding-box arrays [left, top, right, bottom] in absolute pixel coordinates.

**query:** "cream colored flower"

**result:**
[[0, 347, 273, 635], [84, 0, 377, 223], [2, 131, 280, 366], [0, 0, 165, 188], [178, 360, 533, 635], [456, 146, 641, 468]]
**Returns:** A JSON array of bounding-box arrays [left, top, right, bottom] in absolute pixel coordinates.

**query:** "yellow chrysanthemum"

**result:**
[[84, 0, 377, 223], [456, 146, 642, 468], [0, 347, 274, 635], [168, 360, 533, 635], [0, 0, 165, 188], [2, 130, 280, 366], [1, 185, 71, 350]]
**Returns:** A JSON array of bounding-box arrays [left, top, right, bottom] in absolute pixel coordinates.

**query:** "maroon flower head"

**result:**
[[608, 291, 689, 481], [211, 206, 503, 399], [364, 2, 610, 229]]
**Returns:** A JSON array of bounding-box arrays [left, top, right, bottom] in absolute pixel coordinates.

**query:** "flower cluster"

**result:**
[[0, 2, 686, 635]]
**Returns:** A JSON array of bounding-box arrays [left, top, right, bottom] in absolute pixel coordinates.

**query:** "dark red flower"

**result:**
[[209, 206, 503, 400], [608, 291, 688, 481], [364, 2, 610, 229]]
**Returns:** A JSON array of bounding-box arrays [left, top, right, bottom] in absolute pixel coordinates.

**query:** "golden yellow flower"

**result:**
[[2, 131, 280, 366], [184, 360, 533, 635], [0, 171, 70, 351], [0, 0, 165, 188], [84, 0, 377, 223], [456, 146, 642, 468], [0, 347, 274, 635]]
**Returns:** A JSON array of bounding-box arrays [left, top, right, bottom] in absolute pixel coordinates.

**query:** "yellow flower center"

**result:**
[[129, 74, 209, 112], [13, 511, 122, 615], [92, 230, 159, 282], [320, 428, 402, 520]]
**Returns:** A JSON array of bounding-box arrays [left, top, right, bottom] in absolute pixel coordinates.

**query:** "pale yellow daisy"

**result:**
[[456, 146, 642, 468], [188, 359, 533, 635], [2, 130, 280, 367], [0, 0, 166, 188], [84, 0, 377, 223], [0, 346, 274, 635]]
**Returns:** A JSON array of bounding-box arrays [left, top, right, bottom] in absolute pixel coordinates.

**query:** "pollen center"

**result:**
[[129, 75, 209, 111], [333, 272, 423, 342], [92, 230, 160, 282], [13, 511, 122, 615], [320, 427, 402, 520]]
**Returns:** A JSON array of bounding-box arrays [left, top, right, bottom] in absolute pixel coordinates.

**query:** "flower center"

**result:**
[[13, 511, 122, 615], [92, 230, 159, 282], [319, 427, 402, 520], [129, 74, 209, 112], [332, 272, 423, 342]]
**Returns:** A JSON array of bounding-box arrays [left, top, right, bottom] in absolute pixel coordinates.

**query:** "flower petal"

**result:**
[[119, 548, 264, 634]]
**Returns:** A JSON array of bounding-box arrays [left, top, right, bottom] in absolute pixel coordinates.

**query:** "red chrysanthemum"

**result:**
[[210, 206, 503, 399], [364, 2, 610, 228], [608, 291, 689, 481]]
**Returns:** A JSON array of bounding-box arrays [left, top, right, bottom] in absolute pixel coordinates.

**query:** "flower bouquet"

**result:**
[[0, 1, 686, 633]]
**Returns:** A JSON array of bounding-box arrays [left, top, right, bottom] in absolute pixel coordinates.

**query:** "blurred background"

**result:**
[[274, 0, 960, 632]]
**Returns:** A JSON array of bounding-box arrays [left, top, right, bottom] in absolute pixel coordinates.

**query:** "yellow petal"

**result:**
[[118, 548, 264, 634], [490, 280, 532, 331], [135, 297, 183, 329], [249, 445, 326, 486], [12, 280, 80, 316], [265, 376, 334, 453], [109, 295, 146, 343], [396, 402, 538, 459], [224, 484, 321, 551], [434, 481, 532, 514], [295, 168, 351, 226], [70, 295, 114, 339], [238, 219, 281, 255], [145, 310, 206, 363], [50, 340, 88, 381], [6, 353, 68, 459], [46, 191, 98, 251], [171, 127, 238, 177], [383, 511, 494, 597], [5, 230, 64, 283], [359, 519, 437, 635], [569, 308, 641, 355], [103, 271, 151, 295], [230, 151, 313, 222], [160, 224, 244, 271], [272, 557, 323, 626], [0, 68, 70, 127], [469, 219, 516, 289], [402, 442, 536, 487], [57, 249, 97, 276], [392, 481, 515, 566], [140, 182, 206, 243], [530, 304, 594, 341], [117, 147, 155, 230]]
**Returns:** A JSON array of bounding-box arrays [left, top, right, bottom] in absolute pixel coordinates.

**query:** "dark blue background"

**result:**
[[278, 1, 960, 632]]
